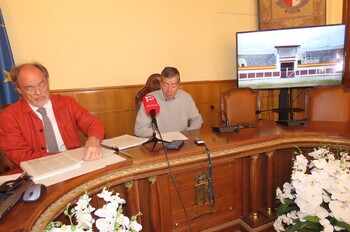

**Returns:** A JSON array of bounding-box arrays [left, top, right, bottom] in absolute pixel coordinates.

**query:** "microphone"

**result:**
[[255, 109, 270, 114], [143, 95, 160, 129], [210, 105, 230, 127], [210, 105, 240, 133]]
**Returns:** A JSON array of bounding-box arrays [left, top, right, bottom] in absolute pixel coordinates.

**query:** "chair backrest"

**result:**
[[0, 104, 9, 112], [0, 104, 13, 173], [135, 73, 161, 113], [305, 85, 350, 122], [220, 88, 260, 125]]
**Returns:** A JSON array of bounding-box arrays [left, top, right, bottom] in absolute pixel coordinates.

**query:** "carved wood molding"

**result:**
[[31, 134, 350, 231]]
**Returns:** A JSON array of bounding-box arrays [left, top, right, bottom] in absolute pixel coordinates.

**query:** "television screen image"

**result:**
[[236, 24, 346, 90]]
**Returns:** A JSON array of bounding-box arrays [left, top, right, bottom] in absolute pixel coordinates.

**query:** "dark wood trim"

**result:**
[[343, 0, 350, 87]]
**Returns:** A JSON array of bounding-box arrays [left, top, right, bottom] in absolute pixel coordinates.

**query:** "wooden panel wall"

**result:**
[[52, 81, 307, 139]]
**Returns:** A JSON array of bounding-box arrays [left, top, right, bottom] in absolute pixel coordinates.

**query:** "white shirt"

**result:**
[[30, 100, 66, 152]]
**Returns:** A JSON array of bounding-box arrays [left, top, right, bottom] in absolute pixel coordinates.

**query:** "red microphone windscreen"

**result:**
[[143, 95, 160, 117]]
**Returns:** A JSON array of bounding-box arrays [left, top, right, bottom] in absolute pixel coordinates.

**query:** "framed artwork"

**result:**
[[259, 0, 326, 30]]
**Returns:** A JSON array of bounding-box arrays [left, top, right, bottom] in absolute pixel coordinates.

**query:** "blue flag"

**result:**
[[0, 8, 18, 107]]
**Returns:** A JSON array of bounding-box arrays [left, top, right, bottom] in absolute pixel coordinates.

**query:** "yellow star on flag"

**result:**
[[3, 70, 13, 83]]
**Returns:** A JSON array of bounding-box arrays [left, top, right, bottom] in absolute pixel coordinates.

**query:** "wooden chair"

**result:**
[[305, 85, 350, 122], [135, 73, 161, 113], [220, 88, 261, 126]]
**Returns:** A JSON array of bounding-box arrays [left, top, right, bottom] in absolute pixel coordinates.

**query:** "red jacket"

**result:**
[[0, 95, 105, 166]]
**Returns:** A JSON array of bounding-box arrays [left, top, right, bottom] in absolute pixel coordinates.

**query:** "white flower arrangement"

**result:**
[[274, 146, 350, 232], [45, 187, 142, 232]]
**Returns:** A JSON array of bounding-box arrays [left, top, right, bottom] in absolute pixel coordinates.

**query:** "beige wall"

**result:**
[[0, 0, 343, 90]]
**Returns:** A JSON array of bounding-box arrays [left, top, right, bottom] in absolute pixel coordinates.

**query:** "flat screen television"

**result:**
[[236, 24, 347, 121]]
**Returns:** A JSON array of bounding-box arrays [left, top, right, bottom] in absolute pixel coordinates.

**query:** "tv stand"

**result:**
[[276, 119, 306, 127], [272, 107, 304, 120], [274, 88, 304, 121]]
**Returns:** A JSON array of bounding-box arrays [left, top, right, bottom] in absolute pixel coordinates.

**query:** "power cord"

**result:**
[[157, 128, 193, 232], [194, 139, 215, 206]]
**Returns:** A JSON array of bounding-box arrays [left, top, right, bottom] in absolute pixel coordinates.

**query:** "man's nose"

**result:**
[[34, 87, 43, 94]]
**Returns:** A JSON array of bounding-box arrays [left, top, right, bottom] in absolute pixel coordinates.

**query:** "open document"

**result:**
[[102, 134, 148, 150], [20, 149, 82, 182], [20, 147, 126, 186], [156, 131, 188, 142]]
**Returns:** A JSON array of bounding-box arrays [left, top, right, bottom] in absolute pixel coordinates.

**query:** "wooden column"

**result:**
[[260, 151, 275, 219], [124, 181, 141, 225], [249, 154, 259, 220], [148, 176, 161, 232]]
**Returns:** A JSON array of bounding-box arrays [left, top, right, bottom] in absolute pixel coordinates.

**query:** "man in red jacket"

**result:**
[[0, 62, 105, 167]]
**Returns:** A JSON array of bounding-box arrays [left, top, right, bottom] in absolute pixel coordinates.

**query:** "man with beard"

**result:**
[[0, 62, 105, 167]]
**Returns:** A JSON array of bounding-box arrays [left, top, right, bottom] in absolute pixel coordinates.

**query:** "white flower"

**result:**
[[45, 188, 142, 232], [320, 218, 333, 232], [97, 187, 114, 202], [293, 154, 308, 172], [276, 182, 294, 203], [273, 216, 286, 232], [130, 220, 142, 231], [95, 218, 115, 231], [274, 147, 350, 232], [117, 213, 130, 227], [314, 205, 329, 218], [329, 200, 350, 224], [308, 147, 329, 159], [312, 158, 328, 169]]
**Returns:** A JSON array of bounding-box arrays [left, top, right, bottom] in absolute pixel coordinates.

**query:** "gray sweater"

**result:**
[[134, 89, 203, 137]]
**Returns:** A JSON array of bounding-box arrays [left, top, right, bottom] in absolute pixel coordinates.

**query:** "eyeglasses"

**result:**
[[22, 82, 48, 94]]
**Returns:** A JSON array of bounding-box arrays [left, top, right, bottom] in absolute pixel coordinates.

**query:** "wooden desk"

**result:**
[[1, 120, 350, 232]]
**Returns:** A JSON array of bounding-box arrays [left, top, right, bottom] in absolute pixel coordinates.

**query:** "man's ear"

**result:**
[[15, 86, 22, 95]]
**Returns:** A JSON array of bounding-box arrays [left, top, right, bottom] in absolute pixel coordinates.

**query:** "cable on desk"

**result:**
[[157, 128, 193, 232], [203, 144, 215, 207]]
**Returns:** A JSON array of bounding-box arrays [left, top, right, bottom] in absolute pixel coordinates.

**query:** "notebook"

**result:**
[[0, 174, 33, 220]]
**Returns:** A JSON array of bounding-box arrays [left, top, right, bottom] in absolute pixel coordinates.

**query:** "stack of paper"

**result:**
[[20, 152, 82, 181], [20, 147, 126, 186]]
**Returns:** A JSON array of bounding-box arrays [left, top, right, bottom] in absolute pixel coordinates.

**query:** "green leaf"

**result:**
[[304, 215, 320, 223], [276, 198, 295, 215], [333, 220, 350, 231], [287, 219, 321, 232]]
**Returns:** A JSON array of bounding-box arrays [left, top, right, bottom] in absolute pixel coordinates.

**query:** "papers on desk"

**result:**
[[20, 147, 126, 186], [156, 131, 188, 142], [0, 173, 22, 185], [20, 150, 82, 182], [102, 134, 148, 150], [16, 133, 186, 186]]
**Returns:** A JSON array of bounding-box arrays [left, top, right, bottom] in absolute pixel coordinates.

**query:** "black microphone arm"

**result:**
[[149, 109, 158, 129], [210, 105, 230, 127]]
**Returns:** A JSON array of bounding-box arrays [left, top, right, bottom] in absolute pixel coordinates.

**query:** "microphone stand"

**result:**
[[142, 117, 169, 151], [210, 105, 230, 127], [210, 105, 240, 133]]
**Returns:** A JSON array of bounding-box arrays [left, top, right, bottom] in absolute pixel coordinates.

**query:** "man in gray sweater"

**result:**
[[134, 67, 203, 137]]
